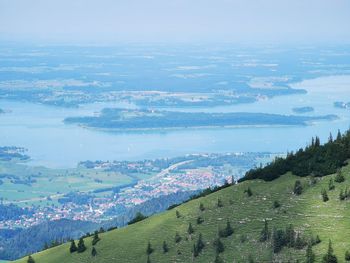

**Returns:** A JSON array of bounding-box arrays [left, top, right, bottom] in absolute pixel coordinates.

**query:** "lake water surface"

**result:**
[[0, 75, 349, 168]]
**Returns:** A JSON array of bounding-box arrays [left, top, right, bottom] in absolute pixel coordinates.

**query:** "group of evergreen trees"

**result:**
[[69, 230, 101, 257], [259, 221, 307, 253], [241, 130, 350, 182]]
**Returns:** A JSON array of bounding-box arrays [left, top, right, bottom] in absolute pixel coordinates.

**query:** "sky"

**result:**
[[0, 0, 350, 44]]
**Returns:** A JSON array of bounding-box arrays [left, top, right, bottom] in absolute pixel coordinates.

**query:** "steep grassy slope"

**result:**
[[15, 164, 350, 263]]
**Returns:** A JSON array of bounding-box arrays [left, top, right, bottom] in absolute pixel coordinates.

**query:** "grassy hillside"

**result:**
[[14, 163, 350, 263]]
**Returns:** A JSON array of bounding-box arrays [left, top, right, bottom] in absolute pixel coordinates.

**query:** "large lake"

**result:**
[[0, 75, 349, 168]]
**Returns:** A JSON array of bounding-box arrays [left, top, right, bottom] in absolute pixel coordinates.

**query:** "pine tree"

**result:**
[[199, 202, 205, 211], [92, 230, 101, 245], [69, 240, 77, 253], [175, 232, 182, 243], [162, 241, 168, 253], [27, 255, 35, 263], [225, 220, 234, 237], [217, 197, 223, 207], [213, 237, 224, 254], [306, 243, 315, 263], [272, 228, 285, 253], [329, 178, 335, 190], [294, 233, 306, 249], [193, 244, 198, 258], [175, 210, 181, 218], [187, 222, 194, 235], [345, 250, 350, 261], [322, 240, 338, 263], [329, 133, 334, 143], [214, 253, 224, 263], [91, 247, 97, 257], [336, 129, 342, 141], [273, 200, 281, 209], [146, 241, 154, 255], [335, 169, 345, 183], [196, 233, 205, 253], [259, 219, 270, 242], [245, 187, 253, 197], [340, 189, 345, 200], [294, 180, 303, 195], [77, 237, 86, 253], [322, 189, 329, 202], [285, 224, 295, 247], [196, 216, 204, 224], [313, 235, 321, 245]]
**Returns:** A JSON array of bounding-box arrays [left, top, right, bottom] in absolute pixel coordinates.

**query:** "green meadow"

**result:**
[[0, 161, 146, 207], [14, 164, 350, 262]]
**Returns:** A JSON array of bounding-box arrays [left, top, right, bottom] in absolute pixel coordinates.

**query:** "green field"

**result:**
[[0, 161, 146, 207], [14, 163, 350, 263]]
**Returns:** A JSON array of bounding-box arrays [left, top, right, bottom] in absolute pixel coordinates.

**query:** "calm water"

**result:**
[[0, 75, 349, 168]]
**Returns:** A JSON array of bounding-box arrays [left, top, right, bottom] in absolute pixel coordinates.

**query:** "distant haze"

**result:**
[[0, 0, 350, 44]]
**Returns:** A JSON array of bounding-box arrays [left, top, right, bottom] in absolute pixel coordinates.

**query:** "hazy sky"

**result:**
[[1, 0, 350, 44]]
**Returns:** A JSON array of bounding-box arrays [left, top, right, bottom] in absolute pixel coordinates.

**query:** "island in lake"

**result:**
[[64, 108, 337, 130], [334, 101, 350, 109], [292, 106, 314, 114]]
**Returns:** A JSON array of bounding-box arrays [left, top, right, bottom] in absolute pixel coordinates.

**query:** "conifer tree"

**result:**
[[92, 230, 101, 245], [345, 250, 350, 261], [213, 237, 224, 254], [162, 241, 168, 253], [77, 237, 86, 253], [199, 203, 205, 211], [294, 233, 306, 249], [335, 169, 345, 183], [285, 224, 295, 247], [193, 244, 198, 258], [175, 232, 182, 243], [272, 228, 285, 253], [322, 240, 337, 263], [217, 197, 223, 207], [69, 240, 77, 253], [196, 216, 204, 224], [259, 219, 270, 242], [313, 235, 321, 245], [27, 255, 35, 263], [214, 253, 224, 263], [321, 189, 329, 202], [196, 233, 205, 253], [245, 187, 253, 197], [294, 180, 303, 195], [306, 243, 315, 263], [225, 220, 234, 237], [340, 189, 345, 200], [176, 210, 181, 218], [273, 200, 281, 209], [188, 222, 194, 235], [146, 241, 154, 255], [91, 247, 97, 257], [336, 129, 342, 141], [329, 178, 335, 190]]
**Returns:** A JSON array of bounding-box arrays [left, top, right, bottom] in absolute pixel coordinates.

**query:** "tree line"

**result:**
[[240, 130, 350, 182]]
